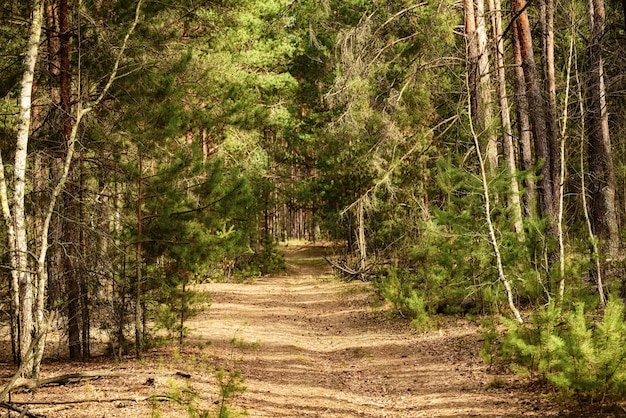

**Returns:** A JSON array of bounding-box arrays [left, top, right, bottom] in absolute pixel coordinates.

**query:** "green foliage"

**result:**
[[215, 368, 248, 418], [161, 378, 212, 418], [153, 281, 211, 346], [479, 317, 500, 368], [372, 161, 535, 318], [375, 268, 431, 329], [256, 235, 286, 275], [502, 299, 626, 402]]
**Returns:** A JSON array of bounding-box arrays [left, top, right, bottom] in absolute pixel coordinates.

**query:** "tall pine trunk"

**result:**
[[511, 0, 555, 224], [465, 0, 497, 173], [587, 0, 620, 257], [464, 0, 480, 122], [512, 23, 536, 216], [539, 0, 559, 203]]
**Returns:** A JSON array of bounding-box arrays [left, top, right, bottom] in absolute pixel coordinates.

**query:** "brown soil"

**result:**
[[1, 243, 624, 417]]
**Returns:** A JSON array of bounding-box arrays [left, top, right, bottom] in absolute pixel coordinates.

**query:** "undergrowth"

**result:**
[[498, 298, 626, 404], [150, 333, 252, 418]]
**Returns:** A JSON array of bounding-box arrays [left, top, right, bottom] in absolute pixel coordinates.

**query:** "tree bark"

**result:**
[[464, 0, 480, 123], [512, 23, 536, 217], [511, 0, 555, 223], [80, 159, 90, 359], [465, 0, 498, 172], [539, 0, 559, 203], [475, 0, 497, 172], [587, 0, 620, 257], [13, 0, 45, 376], [488, 0, 524, 237], [135, 153, 144, 359], [356, 199, 367, 278]]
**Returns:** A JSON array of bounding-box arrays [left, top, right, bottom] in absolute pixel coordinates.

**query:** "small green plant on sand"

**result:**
[[479, 317, 499, 368], [215, 367, 248, 418]]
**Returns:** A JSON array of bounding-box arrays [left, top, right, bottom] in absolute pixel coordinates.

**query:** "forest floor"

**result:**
[[1, 243, 626, 417]]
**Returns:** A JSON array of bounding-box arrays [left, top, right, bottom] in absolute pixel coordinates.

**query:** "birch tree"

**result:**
[[2, 0, 45, 377], [1, 0, 143, 378]]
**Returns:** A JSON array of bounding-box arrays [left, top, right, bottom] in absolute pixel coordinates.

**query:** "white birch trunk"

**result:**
[[13, 0, 45, 376], [557, 35, 575, 302], [467, 81, 524, 324], [1, 0, 143, 377]]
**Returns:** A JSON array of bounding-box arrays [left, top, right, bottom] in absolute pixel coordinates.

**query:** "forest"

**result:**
[[2, 0, 626, 415]]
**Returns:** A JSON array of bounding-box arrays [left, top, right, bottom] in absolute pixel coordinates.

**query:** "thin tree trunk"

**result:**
[[66, 225, 82, 360], [488, 0, 524, 237], [474, 0, 497, 172], [12, 0, 45, 376], [464, 0, 479, 121], [557, 35, 575, 303], [59, 0, 71, 139], [466, 72, 523, 323], [577, 63, 606, 306], [512, 23, 536, 216], [80, 159, 90, 359], [179, 280, 186, 347], [135, 153, 143, 359], [511, 0, 555, 223], [539, 0, 559, 204], [57, 0, 78, 359], [356, 200, 367, 277]]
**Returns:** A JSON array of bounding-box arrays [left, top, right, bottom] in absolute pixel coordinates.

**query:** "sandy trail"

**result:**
[[1, 244, 573, 417], [193, 244, 556, 417]]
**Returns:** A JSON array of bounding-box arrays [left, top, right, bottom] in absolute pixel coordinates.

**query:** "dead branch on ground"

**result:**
[[0, 401, 45, 418], [6, 370, 124, 392], [324, 255, 373, 281]]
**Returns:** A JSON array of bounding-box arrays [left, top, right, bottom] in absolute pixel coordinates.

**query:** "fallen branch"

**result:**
[[0, 402, 45, 418], [324, 256, 371, 281], [8, 395, 175, 405], [0, 314, 54, 402], [8, 370, 124, 391], [0, 394, 174, 417]]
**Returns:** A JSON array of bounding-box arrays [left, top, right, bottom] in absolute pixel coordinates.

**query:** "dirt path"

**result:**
[[1, 244, 590, 417], [193, 244, 560, 417]]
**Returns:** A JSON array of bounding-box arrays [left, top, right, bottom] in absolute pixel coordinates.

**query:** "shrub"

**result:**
[[501, 298, 626, 402]]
